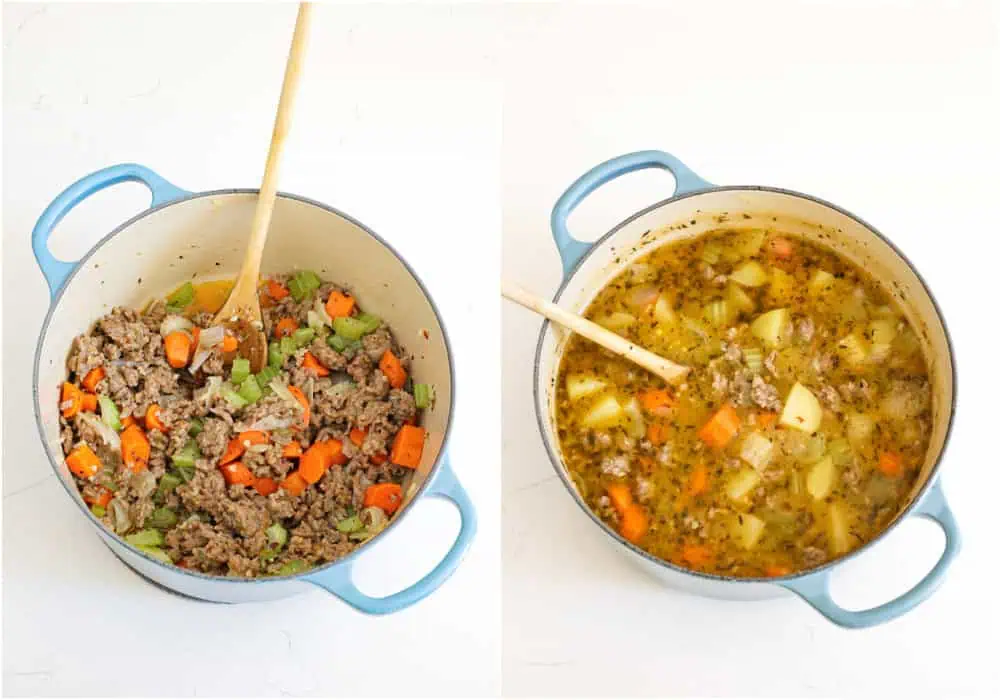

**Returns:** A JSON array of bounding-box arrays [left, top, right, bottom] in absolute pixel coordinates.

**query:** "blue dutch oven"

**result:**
[[33, 163, 476, 611], [533, 150, 959, 628]]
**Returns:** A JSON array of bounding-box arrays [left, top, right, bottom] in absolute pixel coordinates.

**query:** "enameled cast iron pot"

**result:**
[[534, 150, 960, 628], [33, 163, 476, 612]]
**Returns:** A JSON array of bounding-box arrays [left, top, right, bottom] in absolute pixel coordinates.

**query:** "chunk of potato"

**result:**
[[581, 394, 624, 428], [779, 382, 822, 433], [828, 502, 850, 555], [565, 375, 607, 401], [730, 261, 769, 287], [727, 467, 761, 502], [809, 269, 836, 296], [750, 308, 788, 348], [806, 456, 836, 500], [740, 513, 766, 549]]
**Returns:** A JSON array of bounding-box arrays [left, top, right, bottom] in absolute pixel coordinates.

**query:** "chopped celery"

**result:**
[[779, 383, 822, 433], [729, 261, 769, 287], [333, 316, 370, 341], [806, 456, 836, 500], [700, 242, 722, 264], [356, 313, 381, 335], [336, 515, 364, 533], [623, 397, 646, 440], [809, 270, 836, 296], [413, 383, 434, 409], [581, 395, 624, 429], [176, 463, 195, 483], [90, 504, 106, 517], [276, 559, 307, 576], [750, 308, 788, 348], [279, 336, 298, 357], [292, 327, 315, 348], [327, 334, 348, 352], [704, 299, 733, 328], [137, 545, 173, 565], [238, 376, 262, 404], [828, 503, 850, 555], [156, 473, 183, 498], [231, 358, 251, 385], [739, 432, 774, 471], [566, 375, 606, 401], [188, 417, 204, 437], [743, 347, 764, 374], [147, 507, 178, 529], [802, 434, 827, 464], [126, 529, 165, 547], [726, 283, 755, 314], [827, 438, 853, 466], [846, 412, 875, 449], [288, 270, 321, 302], [343, 339, 363, 358], [223, 388, 248, 410], [171, 440, 201, 469], [265, 522, 288, 547], [268, 341, 285, 369], [98, 395, 122, 432], [256, 366, 279, 394], [260, 546, 281, 562], [287, 277, 308, 302], [165, 282, 195, 312]]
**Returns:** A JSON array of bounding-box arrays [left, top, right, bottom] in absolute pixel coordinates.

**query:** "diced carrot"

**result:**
[[121, 415, 138, 430], [349, 428, 366, 447], [767, 236, 794, 260], [288, 386, 310, 427], [390, 425, 425, 469], [764, 564, 792, 578], [645, 422, 666, 446], [61, 382, 83, 418], [81, 393, 99, 413], [757, 411, 778, 428], [878, 451, 903, 478], [121, 425, 150, 472], [219, 461, 255, 486], [325, 290, 355, 319], [364, 482, 404, 515], [222, 334, 239, 353], [83, 485, 113, 508], [274, 317, 298, 338], [280, 471, 308, 496], [145, 404, 168, 433], [82, 367, 106, 393], [267, 279, 290, 301], [697, 403, 741, 449], [638, 389, 676, 415], [316, 438, 348, 466], [66, 444, 100, 478], [681, 543, 713, 568], [379, 350, 407, 389], [301, 351, 330, 377], [282, 441, 303, 458], [606, 484, 648, 543], [298, 444, 329, 484], [370, 452, 388, 465], [253, 477, 279, 496], [164, 331, 192, 369], [686, 463, 709, 497], [220, 431, 270, 465], [607, 483, 634, 514]]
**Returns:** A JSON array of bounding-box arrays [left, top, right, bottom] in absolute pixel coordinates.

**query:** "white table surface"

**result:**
[[502, 1, 1000, 697], [2, 3, 500, 697]]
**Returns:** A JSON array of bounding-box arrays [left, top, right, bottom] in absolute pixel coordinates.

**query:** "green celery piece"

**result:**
[[275, 559, 307, 576], [126, 529, 165, 547], [413, 383, 434, 409], [279, 336, 298, 357], [268, 341, 285, 369], [295, 270, 321, 293], [355, 313, 381, 335], [238, 376, 262, 404], [223, 388, 248, 410], [336, 515, 364, 533], [176, 464, 195, 483], [188, 417, 204, 437], [90, 504, 106, 517], [231, 358, 251, 385], [265, 522, 288, 547], [165, 282, 195, 312], [288, 277, 308, 302], [332, 316, 368, 341], [156, 473, 183, 498], [327, 334, 347, 352], [137, 545, 173, 565], [260, 546, 281, 562], [147, 507, 178, 529], [98, 395, 122, 432], [292, 328, 315, 348], [171, 440, 201, 469]]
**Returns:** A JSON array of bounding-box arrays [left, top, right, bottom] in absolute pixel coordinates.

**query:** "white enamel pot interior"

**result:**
[[534, 151, 959, 628], [33, 164, 475, 611]]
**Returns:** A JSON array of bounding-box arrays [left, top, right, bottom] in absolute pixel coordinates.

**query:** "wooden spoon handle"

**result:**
[[502, 280, 690, 385], [241, 2, 312, 287]]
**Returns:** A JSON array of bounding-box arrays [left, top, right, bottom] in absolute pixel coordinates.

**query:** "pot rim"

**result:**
[[34, 188, 456, 584], [533, 183, 958, 584]]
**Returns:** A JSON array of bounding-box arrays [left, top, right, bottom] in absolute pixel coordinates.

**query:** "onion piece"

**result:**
[[313, 298, 333, 327], [269, 378, 302, 413], [77, 413, 121, 452], [361, 506, 389, 537], [195, 376, 223, 403], [160, 314, 194, 338], [626, 285, 660, 310], [198, 325, 225, 349], [248, 415, 295, 432], [189, 348, 213, 375]]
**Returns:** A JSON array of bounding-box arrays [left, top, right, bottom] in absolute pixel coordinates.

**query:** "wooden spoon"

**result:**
[[502, 280, 690, 385], [214, 2, 313, 372]]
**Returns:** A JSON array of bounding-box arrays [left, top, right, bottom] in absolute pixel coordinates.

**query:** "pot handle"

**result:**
[[550, 150, 713, 275], [32, 163, 189, 298], [781, 480, 960, 628], [305, 457, 477, 614]]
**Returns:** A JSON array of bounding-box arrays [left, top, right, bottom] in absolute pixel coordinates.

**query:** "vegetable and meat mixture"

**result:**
[[555, 229, 931, 577], [60, 271, 434, 576]]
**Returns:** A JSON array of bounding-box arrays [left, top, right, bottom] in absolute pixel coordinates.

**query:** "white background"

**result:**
[[3, 3, 500, 697], [502, 1, 1000, 697]]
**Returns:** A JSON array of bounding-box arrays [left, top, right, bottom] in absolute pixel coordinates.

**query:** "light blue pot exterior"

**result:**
[[538, 150, 960, 629], [32, 163, 476, 612]]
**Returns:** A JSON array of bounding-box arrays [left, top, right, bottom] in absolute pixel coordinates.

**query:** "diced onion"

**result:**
[[313, 298, 333, 326], [189, 348, 213, 374], [269, 378, 302, 413], [361, 506, 389, 536], [246, 443, 270, 454], [159, 314, 193, 338], [77, 413, 121, 452], [198, 326, 225, 348], [248, 415, 295, 431], [626, 285, 660, 310], [195, 376, 223, 403]]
